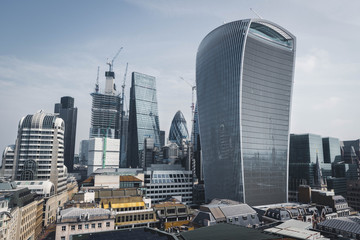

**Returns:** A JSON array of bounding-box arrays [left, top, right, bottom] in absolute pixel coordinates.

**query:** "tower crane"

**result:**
[[180, 76, 196, 179], [119, 63, 128, 167], [95, 66, 100, 93], [107, 47, 123, 72]]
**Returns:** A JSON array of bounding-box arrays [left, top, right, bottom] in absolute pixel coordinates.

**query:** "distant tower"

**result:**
[[127, 72, 161, 168], [0, 112, 67, 193], [196, 19, 296, 205], [169, 111, 189, 147], [54, 96, 77, 172]]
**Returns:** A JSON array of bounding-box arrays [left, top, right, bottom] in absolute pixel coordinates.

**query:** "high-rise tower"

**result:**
[[54, 96, 77, 172], [196, 19, 296, 205], [90, 68, 121, 139], [127, 72, 160, 168], [169, 111, 189, 147], [0, 112, 67, 193]]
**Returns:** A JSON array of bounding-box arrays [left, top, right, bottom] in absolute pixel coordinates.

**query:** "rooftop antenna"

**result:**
[[250, 8, 263, 19], [95, 66, 100, 93]]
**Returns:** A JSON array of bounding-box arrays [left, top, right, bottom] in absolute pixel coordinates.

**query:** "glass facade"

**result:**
[[169, 111, 189, 147], [289, 134, 333, 192], [196, 19, 296, 205], [322, 137, 341, 164], [127, 72, 160, 168]]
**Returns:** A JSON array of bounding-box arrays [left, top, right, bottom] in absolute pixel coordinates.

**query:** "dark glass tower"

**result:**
[[127, 72, 160, 168], [54, 96, 77, 172], [196, 19, 296, 205], [169, 111, 189, 147]]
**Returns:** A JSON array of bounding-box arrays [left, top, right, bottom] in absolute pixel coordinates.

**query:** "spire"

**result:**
[[314, 150, 325, 189]]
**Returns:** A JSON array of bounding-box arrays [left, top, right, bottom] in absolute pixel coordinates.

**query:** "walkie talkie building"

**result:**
[[196, 19, 296, 205]]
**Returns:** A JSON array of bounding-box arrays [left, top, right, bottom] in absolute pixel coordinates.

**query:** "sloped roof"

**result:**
[[317, 217, 360, 234], [180, 223, 281, 240]]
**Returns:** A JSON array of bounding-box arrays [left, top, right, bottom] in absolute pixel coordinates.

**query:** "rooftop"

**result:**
[[317, 217, 360, 235], [119, 175, 142, 182], [179, 223, 281, 240], [264, 219, 329, 240], [71, 227, 176, 240]]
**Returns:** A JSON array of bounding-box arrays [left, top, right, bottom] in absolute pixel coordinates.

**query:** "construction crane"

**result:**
[[119, 63, 128, 167], [180, 77, 196, 117], [95, 66, 100, 93], [180, 76, 196, 178], [107, 47, 123, 72]]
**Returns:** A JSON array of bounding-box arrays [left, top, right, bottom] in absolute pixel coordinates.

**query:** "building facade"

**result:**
[[87, 138, 120, 176], [56, 208, 115, 240], [144, 164, 193, 205], [54, 96, 78, 172], [0, 112, 67, 193], [127, 72, 161, 168], [196, 19, 296, 205]]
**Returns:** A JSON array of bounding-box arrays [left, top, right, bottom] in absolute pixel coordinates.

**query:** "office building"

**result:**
[[54, 96, 78, 172], [160, 130, 166, 148], [169, 111, 189, 147], [144, 164, 193, 205], [196, 19, 296, 205], [120, 114, 129, 167], [347, 179, 360, 211], [0, 112, 67, 193], [289, 134, 332, 201], [127, 72, 161, 168], [341, 139, 360, 178], [56, 208, 115, 240]]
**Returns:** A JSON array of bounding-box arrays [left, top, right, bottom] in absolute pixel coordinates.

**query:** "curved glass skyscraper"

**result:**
[[169, 110, 189, 146], [196, 19, 296, 205]]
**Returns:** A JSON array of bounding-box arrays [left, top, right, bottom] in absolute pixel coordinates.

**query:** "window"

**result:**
[[85, 224, 89, 229], [61, 226, 66, 231], [71, 225, 75, 230], [98, 223, 102, 228], [106, 222, 110, 227], [61, 237, 65, 240], [91, 223, 96, 228], [78, 225, 82, 230]]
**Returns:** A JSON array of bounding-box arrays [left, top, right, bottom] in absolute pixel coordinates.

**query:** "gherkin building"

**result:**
[[169, 111, 189, 147]]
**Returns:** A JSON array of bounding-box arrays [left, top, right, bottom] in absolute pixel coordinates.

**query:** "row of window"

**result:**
[[147, 184, 192, 189], [63, 222, 111, 231], [116, 213, 154, 223]]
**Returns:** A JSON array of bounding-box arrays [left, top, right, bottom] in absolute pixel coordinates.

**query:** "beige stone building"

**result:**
[[56, 208, 115, 240]]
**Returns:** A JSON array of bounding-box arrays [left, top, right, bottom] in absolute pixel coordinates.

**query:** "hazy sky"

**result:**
[[1, 0, 360, 153]]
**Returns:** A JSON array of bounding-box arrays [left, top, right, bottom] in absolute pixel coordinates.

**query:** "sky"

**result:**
[[0, 0, 360, 154]]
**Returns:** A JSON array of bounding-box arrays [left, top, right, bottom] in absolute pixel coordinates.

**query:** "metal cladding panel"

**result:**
[[196, 19, 295, 205]]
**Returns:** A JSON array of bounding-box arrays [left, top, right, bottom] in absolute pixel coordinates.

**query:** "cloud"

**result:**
[[312, 97, 341, 111]]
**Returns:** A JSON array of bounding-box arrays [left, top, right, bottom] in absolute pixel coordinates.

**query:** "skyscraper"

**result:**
[[169, 111, 189, 147], [196, 19, 296, 205], [0, 112, 67, 193], [127, 72, 160, 168], [90, 69, 121, 139], [54, 96, 77, 172]]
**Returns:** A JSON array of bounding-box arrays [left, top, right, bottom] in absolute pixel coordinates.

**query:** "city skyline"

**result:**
[[1, 0, 360, 154]]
